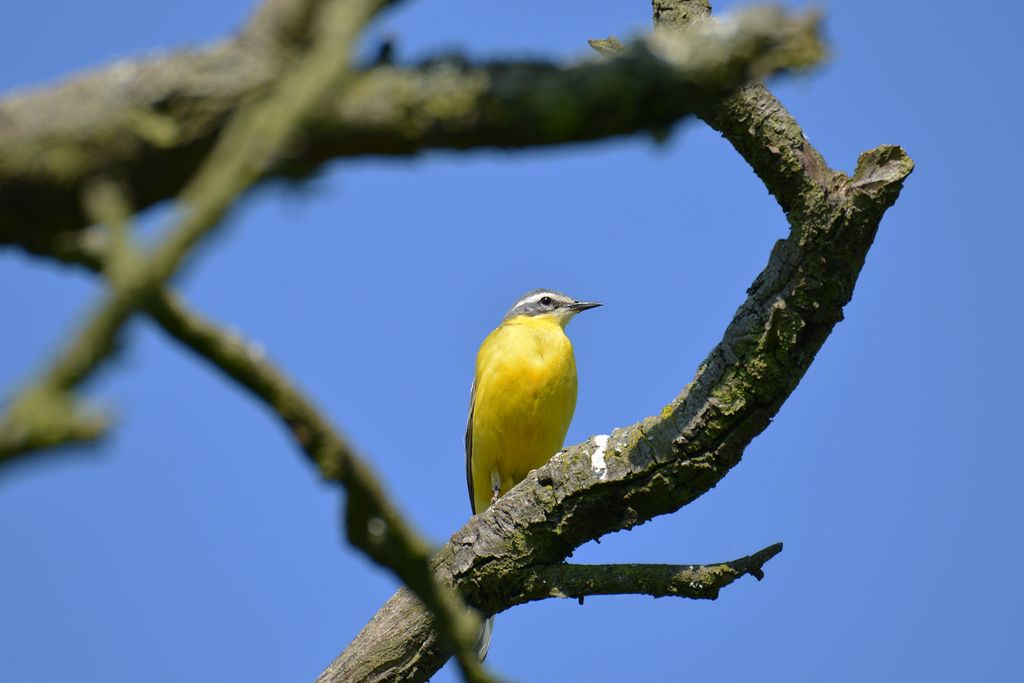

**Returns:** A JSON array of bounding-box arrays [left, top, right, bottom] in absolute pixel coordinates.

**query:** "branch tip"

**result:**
[[587, 37, 624, 56], [851, 144, 915, 192], [503, 542, 784, 608]]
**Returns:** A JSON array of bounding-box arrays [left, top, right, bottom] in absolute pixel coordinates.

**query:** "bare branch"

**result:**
[[0, 6, 824, 250], [0, 0, 386, 460], [598, 1, 832, 218], [1, 0, 499, 669], [511, 543, 783, 605], [243, 0, 339, 51], [12, 220, 498, 681], [0, 2, 912, 680], [321, 3, 913, 680], [653, 0, 829, 218], [0, 389, 108, 460], [144, 291, 497, 683], [320, 147, 913, 682]]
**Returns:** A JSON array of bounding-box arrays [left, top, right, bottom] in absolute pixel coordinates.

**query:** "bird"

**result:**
[[465, 288, 601, 658]]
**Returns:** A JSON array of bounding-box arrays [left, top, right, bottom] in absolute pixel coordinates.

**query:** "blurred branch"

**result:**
[[512, 543, 783, 605], [322, 3, 913, 681], [595, 1, 833, 217], [0, 389, 108, 460], [0, 0, 386, 462], [0, 1, 498, 678], [19, 230, 497, 682], [144, 291, 495, 683], [0, 6, 823, 253], [243, 0, 344, 51], [653, 0, 832, 219], [0, 1, 913, 681]]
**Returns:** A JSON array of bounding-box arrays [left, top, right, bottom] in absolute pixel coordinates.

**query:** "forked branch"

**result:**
[[321, 1, 913, 680]]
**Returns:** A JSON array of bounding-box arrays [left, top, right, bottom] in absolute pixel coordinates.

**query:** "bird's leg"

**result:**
[[490, 470, 501, 505]]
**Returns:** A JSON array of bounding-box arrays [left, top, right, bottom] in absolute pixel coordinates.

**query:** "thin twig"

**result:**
[[513, 543, 783, 604]]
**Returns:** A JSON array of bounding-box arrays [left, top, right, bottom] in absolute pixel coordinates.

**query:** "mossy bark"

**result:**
[[0, 8, 820, 252], [319, 2, 913, 680], [0, 2, 913, 681]]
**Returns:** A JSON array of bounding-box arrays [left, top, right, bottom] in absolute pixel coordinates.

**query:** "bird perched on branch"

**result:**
[[466, 288, 601, 658]]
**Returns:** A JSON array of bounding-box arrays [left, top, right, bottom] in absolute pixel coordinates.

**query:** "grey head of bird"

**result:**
[[502, 288, 602, 328]]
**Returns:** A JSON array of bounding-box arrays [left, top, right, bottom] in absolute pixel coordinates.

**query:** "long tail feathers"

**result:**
[[475, 615, 494, 660]]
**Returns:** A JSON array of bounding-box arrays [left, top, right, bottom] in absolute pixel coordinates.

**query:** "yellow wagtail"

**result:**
[[465, 288, 600, 657]]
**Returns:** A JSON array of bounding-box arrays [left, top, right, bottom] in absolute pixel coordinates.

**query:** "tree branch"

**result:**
[[0, 2, 912, 680], [320, 3, 913, 681], [326, 149, 912, 681], [2, 6, 825, 681], [0, 389, 108, 460], [653, 0, 829, 218], [320, 149, 913, 683], [2, 3, 503, 679], [512, 543, 783, 605], [242, 0, 343, 52], [0, 0, 384, 459], [13, 219, 499, 681], [0, 0, 376, 467], [0, 6, 823, 252], [144, 290, 497, 683]]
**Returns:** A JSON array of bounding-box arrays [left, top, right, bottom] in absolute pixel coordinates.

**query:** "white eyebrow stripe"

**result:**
[[513, 292, 551, 308]]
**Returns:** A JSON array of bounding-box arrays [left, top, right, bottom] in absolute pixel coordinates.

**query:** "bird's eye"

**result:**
[[540, 296, 553, 306]]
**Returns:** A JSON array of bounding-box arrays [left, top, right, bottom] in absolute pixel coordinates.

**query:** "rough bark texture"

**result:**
[[511, 543, 784, 604], [323, 143, 912, 683], [318, 2, 914, 680], [1, 2, 498, 680], [0, 1, 913, 681], [0, 7, 821, 254]]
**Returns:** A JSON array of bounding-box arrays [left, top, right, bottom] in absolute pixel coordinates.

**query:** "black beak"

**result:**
[[569, 300, 602, 312]]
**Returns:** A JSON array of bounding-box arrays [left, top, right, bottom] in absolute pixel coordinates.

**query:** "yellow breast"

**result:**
[[469, 314, 577, 513]]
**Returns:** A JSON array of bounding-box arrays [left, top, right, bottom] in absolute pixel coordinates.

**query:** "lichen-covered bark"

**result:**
[[319, 0, 914, 677], [0, 2, 496, 681], [656, 0, 831, 220], [510, 543, 783, 604], [0, 8, 821, 250], [0, 1, 912, 681], [320, 146, 912, 682]]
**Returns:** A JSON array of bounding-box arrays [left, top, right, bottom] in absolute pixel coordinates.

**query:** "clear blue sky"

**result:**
[[2, 1, 1021, 681]]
